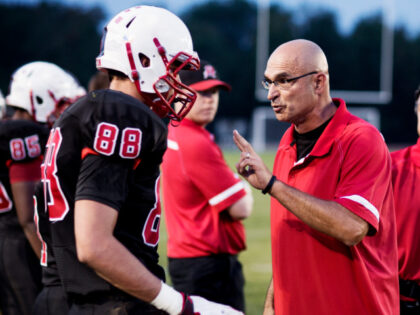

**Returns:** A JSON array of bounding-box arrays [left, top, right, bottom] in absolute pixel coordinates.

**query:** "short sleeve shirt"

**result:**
[[391, 138, 420, 287], [161, 119, 246, 258], [271, 98, 399, 315]]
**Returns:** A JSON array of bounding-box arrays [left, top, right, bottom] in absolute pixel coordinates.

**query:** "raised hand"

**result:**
[[233, 130, 273, 191]]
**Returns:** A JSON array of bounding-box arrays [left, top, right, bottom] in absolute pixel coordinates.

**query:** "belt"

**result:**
[[400, 279, 420, 300]]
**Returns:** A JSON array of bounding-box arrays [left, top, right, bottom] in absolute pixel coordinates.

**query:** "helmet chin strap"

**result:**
[[142, 93, 170, 118]]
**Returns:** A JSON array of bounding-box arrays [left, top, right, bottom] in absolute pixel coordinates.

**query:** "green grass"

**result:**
[[158, 150, 276, 315]]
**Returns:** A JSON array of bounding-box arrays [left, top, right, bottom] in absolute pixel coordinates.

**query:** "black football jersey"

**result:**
[[34, 181, 62, 287], [0, 119, 49, 237], [40, 90, 167, 297]]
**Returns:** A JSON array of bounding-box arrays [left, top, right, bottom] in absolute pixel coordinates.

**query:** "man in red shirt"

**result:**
[[233, 39, 399, 315], [391, 86, 420, 314], [161, 60, 253, 312]]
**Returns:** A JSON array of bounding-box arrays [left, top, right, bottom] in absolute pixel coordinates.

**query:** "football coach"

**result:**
[[233, 39, 399, 315]]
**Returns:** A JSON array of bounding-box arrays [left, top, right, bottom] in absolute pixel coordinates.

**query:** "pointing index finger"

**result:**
[[233, 129, 255, 154], [233, 130, 246, 152]]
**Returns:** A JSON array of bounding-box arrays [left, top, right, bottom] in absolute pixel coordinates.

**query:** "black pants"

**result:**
[[401, 300, 420, 315], [168, 254, 245, 312], [0, 235, 42, 315], [32, 285, 69, 315]]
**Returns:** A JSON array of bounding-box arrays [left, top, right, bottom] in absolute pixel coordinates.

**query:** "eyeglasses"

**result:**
[[261, 71, 318, 90]]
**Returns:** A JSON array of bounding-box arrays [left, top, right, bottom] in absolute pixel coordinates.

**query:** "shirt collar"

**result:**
[[282, 98, 350, 159], [309, 98, 351, 157]]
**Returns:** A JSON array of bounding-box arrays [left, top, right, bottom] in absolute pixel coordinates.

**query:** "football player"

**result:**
[[39, 5, 243, 315], [0, 61, 85, 315]]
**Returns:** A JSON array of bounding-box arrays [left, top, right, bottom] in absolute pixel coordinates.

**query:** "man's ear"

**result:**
[[314, 73, 326, 93]]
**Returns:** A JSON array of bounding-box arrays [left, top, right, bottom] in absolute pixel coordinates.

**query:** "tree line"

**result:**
[[1, 0, 419, 143]]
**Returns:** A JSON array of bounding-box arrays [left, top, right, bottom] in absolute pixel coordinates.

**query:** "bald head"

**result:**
[[268, 39, 329, 75], [264, 39, 334, 132]]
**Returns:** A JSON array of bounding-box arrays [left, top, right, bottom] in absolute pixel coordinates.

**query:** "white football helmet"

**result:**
[[96, 5, 200, 121], [0, 90, 6, 119], [6, 61, 86, 124]]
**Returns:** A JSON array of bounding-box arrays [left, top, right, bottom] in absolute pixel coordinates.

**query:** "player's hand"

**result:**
[[233, 129, 272, 191], [180, 294, 244, 315]]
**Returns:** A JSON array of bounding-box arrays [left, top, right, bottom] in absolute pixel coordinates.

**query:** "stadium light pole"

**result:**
[[255, 0, 270, 102], [252, 0, 270, 152]]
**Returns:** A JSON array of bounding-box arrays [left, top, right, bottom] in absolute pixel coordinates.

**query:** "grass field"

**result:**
[[158, 150, 276, 315]]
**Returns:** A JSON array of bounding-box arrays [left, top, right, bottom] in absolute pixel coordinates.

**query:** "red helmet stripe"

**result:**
[[153, 38, 169, 66], [125, 42, 142, 92], [29, 90, 36, 121]]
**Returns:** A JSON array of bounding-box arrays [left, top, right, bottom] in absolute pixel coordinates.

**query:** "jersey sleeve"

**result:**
[[75, 154, 131, 211], [182, 136, 246, 213], [9, 158, 42, 184], [334, 126, 391, 233]]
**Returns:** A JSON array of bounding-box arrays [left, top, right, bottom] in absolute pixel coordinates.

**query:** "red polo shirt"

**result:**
[[271, 98, 399, 315], [161, 119, 246, 258], [391, 138, 420, 290]]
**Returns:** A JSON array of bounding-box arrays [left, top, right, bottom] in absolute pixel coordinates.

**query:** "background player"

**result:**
[[6, 61, 86, 256], [88, 70, 110, 92], [5, 61, 86, 315], [0, 90, 6, 119], [391, 85, 420, 314], [0, 61, 85, 315], [39, 5, 243, 315], [161, 60, 253, 311]]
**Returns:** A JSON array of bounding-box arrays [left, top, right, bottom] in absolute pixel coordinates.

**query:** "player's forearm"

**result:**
[[228, 193, 253, 220], [11, 181, 42, 257], [270, 179, 368, 246], [77, 233, 161, 302], [23, 224, 42, 258], [75, 199, 162, 302]]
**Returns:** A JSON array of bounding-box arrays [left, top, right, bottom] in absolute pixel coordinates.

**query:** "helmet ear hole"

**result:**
[[139, 53, 150, 68], [36, 96, 43, 105], [126, 17, 136, 28]]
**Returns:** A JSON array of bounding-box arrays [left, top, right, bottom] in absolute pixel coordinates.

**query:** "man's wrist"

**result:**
[[151, 282, 183, 315], [262, 175, 277, 194]]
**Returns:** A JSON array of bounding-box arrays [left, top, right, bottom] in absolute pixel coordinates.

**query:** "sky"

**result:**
[[2, 0, 420, 36]]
